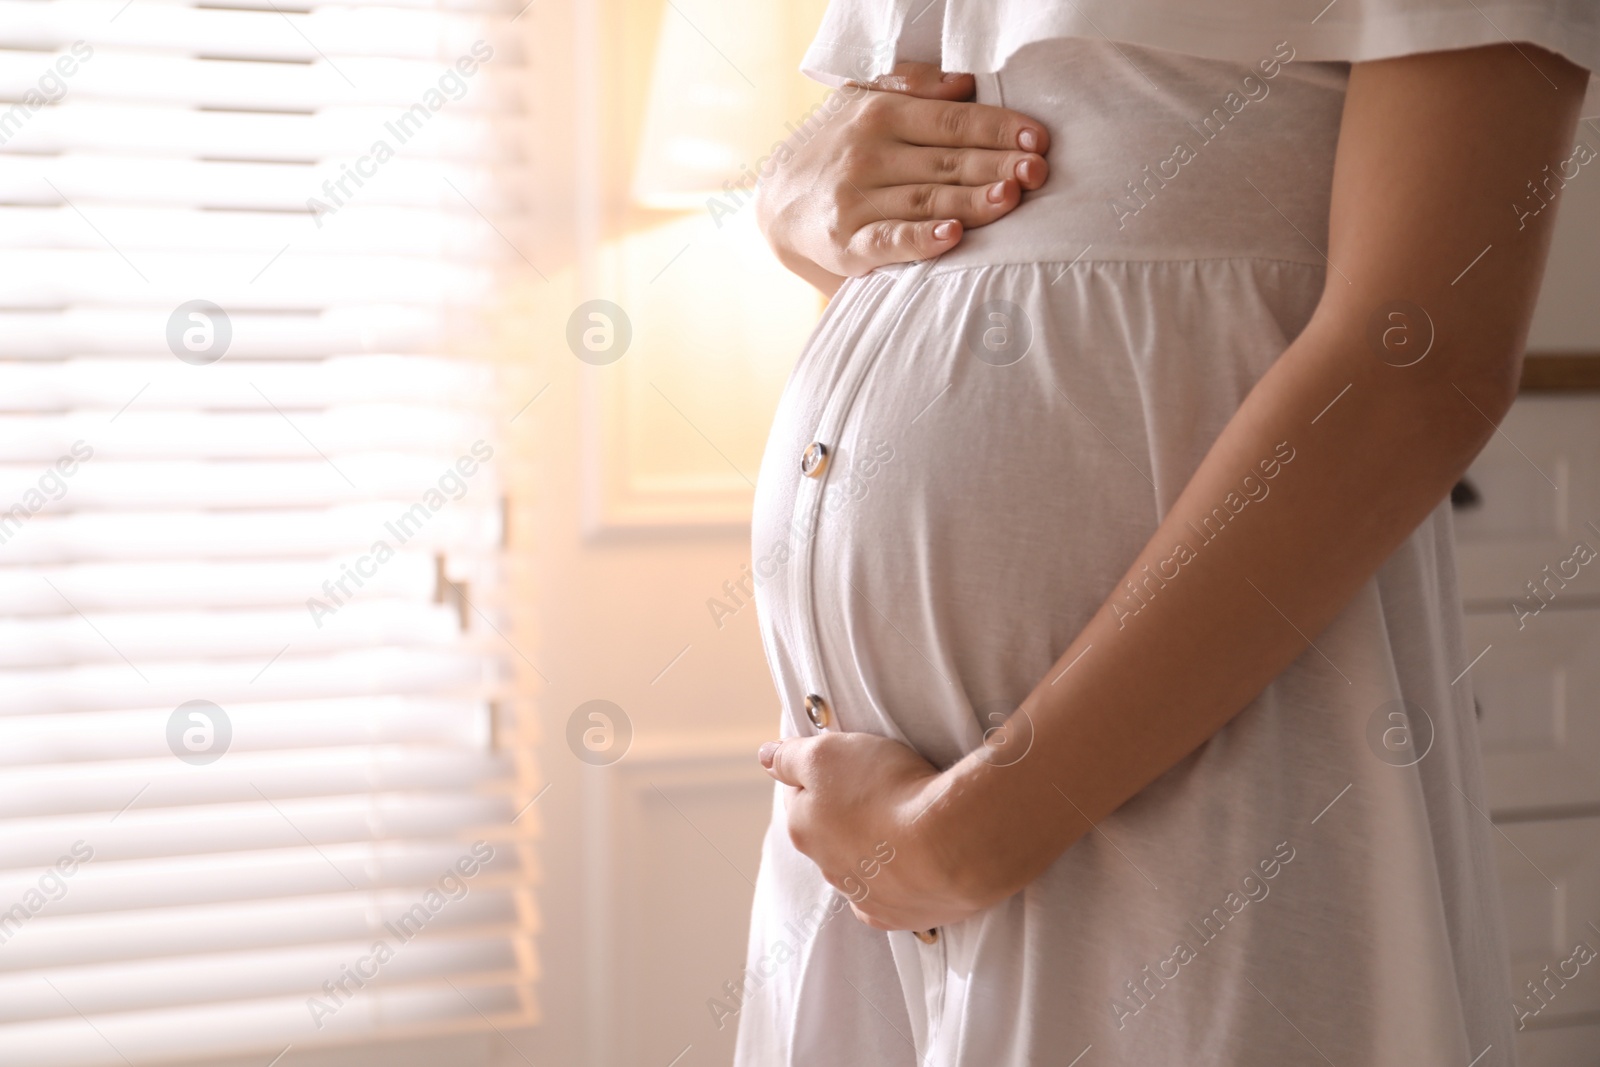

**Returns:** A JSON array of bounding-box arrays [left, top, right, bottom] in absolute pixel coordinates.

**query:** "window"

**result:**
[[0, 0, 539, 1061]]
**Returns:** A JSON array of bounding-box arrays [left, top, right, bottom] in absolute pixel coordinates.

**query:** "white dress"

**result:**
[[733, 4, 1599, 1065]]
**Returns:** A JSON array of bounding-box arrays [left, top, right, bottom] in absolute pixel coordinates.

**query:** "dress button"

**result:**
[[914, 928, 939, 944], [804, 693, 831, 730], [800, 441, 830, 478]]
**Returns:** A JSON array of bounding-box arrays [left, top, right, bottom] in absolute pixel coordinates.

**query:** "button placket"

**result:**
[[907, 923, 951, 1058], [785, 262, 936, 739]]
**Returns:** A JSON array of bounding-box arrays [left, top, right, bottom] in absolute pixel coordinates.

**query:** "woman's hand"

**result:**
[[759, 730, 982, 931], [755, 61, 1052, 296]]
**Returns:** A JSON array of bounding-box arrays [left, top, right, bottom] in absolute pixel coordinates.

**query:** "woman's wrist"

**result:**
[[775, 242, 847, 299], [756, 196, 846, 298], [915, 747, 1067, 913]]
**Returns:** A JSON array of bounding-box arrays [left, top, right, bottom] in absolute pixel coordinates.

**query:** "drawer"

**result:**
[[1495, 817, 1600, 1032], [1454, 395, 1600, 605], [1515, 1022, 1600, 1067], [1465, 609, 1600, 814]]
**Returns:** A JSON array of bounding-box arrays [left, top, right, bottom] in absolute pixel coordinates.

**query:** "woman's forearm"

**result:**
[[922, 43, 1588, 909], [928, 307, 1512, 904]]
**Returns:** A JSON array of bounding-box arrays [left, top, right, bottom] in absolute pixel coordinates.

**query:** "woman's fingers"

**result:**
[[859, 60, 976, 102], [824, 175, 1019, 276], [758, 739, 796, 785], [869, 178, 1024, 225], [755, 64, 1052, 294], [872, 145, 1048, 190], [761, 737, 827, 788], [860, 92, 1050, 154], [839, 218, 963, 274]]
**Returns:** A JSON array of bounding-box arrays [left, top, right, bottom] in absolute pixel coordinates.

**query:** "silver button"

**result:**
[[800, 441, 829, 478], [804, 693, 831, 729], [914, 928, 939, 945]]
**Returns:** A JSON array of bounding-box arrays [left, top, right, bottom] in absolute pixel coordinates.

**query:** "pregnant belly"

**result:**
[[751, 254, 1325, 765]]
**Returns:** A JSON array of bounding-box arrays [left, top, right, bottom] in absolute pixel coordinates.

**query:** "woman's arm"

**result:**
[[761, 42, 1590, 930]]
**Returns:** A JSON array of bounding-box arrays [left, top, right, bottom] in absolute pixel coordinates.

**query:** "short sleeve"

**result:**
[[800, 0, 1599, 110]]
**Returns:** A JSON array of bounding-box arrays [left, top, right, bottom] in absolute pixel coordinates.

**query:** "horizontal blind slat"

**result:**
[[0, 356, 492, 395], [0, 312, 459, 356], [0, 646, 501, 713], [0, 507, 500, 562], [0, 748, 522, 817], [0, 888, 537, 974], [0, 205, 523, 257], [0, 413, 494, 456], [1, 0, 518, 57], [0, 935, 530, 1024], [0, 979, 532, 1067], [0, 156, 524, 211], [0, 3, 523, 60], [0, 111, 527, 162], [0, 51, 527, 110], [0, 794, 518, 869], [0, 696, 492, 757], [0, 558, 441, 610]]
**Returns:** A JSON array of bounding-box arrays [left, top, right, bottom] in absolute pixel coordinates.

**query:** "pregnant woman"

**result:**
[[735, 1, 1595, 1064]]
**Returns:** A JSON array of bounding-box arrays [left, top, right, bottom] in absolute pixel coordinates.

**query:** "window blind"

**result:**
[[0, 0, 539, 1062]]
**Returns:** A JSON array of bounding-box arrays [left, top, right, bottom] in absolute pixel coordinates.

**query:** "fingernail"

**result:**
[[941, 71, 965, 82], [987, 180, 1008, 203], [758, 742, 778, 767], [1018, 128, 1038, 152], [932, 220, 955, 240], [1016, 159, 1034, 184]]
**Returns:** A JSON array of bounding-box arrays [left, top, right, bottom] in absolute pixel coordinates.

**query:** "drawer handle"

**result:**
[[1450, 477, 1481, 509]]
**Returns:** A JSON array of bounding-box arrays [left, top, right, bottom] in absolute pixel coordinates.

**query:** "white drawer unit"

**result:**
[[1455, 395, 1600, 606], [1455, 381, 1600, 1067], [1515, 1025, 1600, 1067], [1465, 608, 1600, 815], [1494, 816, 1600, 1031]]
